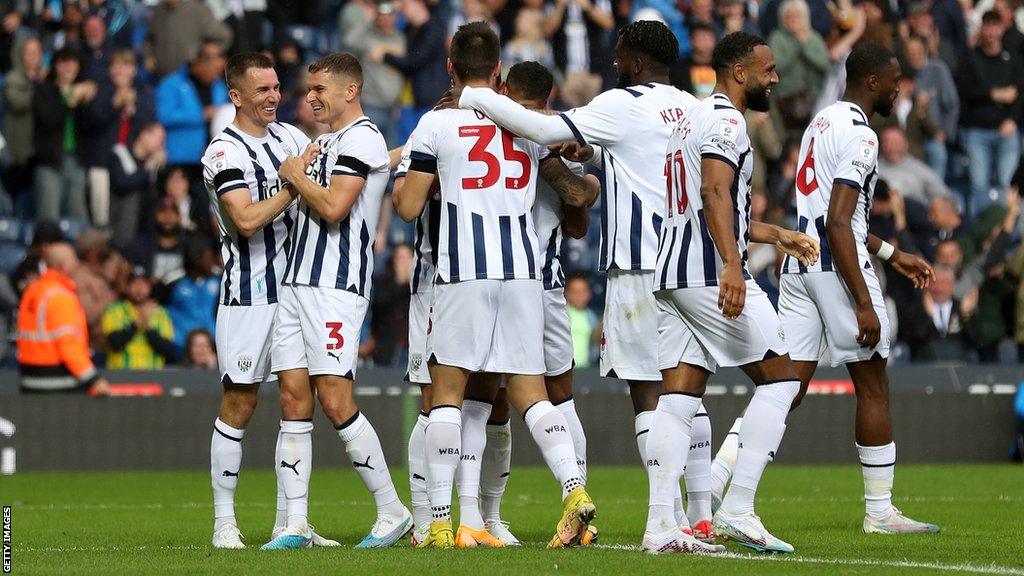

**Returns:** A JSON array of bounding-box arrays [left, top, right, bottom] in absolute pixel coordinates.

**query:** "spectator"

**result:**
[[713, 0, 758, 38], [925, 195, 964, 258], [501, 8, 554, 73], [545, 0, 614, 107], [564, 274, 598, 367], [156, 40, 228, 180], [929, 0, 968, 57], [858, 0, 896, 51], [144, 0, 232, 78], [448, 0, 501, 40], [903, 266, 970, 361], [872, 76, 939, 161], [769, 0, 830, 133], [2, 36, 44, 213], [348, 1, 406, 145], [376, 0, 447, 131], [80, 14, 110, 82], [904, 1, 960, 75], [86, 0, 135, 50], [165, 235, 218, 357], [0, 6, 30, 74], [272, 40, 305, 125], [760, 0, 833, 39], [48, 2, 85, 55], [70, 228, 118, 350], [957, 10, 1024, 216], [161, 165, 212, 236], [80, 49, 157, 229], [902, 34, 959, 179], [877, 126, 950, 204], [16, 242, 109, 394], [109, 122, 166, 250], [370, 243, 413, 367], [670, 21, 715, 98], [126, 196, 187, 288], [33, 47, 93, 222], [184, 327, 217, 369], [206, 0, 267, 54], [101, 264, 175, 369]]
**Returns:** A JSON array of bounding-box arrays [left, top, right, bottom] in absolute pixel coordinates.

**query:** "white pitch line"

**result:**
[[594, 545, 1024, 575]]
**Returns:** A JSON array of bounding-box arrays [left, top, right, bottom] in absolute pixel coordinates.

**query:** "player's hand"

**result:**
[[300, 143, 320, 165], [433, 86, 463, 111], [718, 263, 746, 319], [890, 249, 933, 289], [854, 304, 881, 348], [776, 229, 820, 267], [549, 141, 594, 163], [279, 156, 307, 185]]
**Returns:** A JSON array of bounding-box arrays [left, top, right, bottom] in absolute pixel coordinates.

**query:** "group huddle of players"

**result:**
[[201, 18, 940, 555]]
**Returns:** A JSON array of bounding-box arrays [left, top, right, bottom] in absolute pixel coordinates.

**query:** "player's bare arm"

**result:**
[[388, 146, 405, 171], [539, 156, 597, 208], [865, 233, 933, 289], [828, 182, 880, 347], [394, 170, 436, 222], [458, 86, 576, 145], [220, 179, 298, 238], [280, 156, 364, 225], [700, 156, 746, 319], [748, 221, 820, 268], [561, 175, 599, 239]]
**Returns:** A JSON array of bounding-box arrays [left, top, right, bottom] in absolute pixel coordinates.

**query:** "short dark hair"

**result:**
[[711, 31, 767, 75], [225, 52, 275, 90], [846, 42, 896, 84], [450, 22, 500, 81], [308, 52, 363, 86], [689, 22, 716, 38], [981, 9, 1002, 25], [617, 20, 679, 67], [52, 46, 79, 65], [505, 61, 553, 103]]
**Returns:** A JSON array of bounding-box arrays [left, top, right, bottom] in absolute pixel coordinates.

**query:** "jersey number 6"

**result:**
[[797, 137, 818, 196]]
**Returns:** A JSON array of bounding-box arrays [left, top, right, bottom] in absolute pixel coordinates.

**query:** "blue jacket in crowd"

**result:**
[[156, 67, 228, 165]]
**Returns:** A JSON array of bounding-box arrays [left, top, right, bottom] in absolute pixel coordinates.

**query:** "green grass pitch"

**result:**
[[4, 464, 1024, 575]]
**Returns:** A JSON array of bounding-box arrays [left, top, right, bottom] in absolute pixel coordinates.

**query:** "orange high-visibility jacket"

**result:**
[[16, 269, 99, 391]]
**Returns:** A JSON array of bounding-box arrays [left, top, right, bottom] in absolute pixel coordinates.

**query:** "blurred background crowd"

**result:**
[[1, 0, 1024, 373]]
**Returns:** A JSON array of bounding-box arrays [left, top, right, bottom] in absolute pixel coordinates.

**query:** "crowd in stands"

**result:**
[[2, 0, 1024, 373]]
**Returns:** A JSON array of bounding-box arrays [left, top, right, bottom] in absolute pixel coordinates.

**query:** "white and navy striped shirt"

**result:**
[[202, 122, 309, 306], [655, 93, 754, 290], [285, 117, 391, 298], [782, 101, 879, 274], [395, 143, 439, 295], [534, 160, 585, 290], [408, 109, 547, 284], [559, 82, 699, 272]]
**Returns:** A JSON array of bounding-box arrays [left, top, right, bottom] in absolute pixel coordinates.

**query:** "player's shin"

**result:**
[[721, 381, 798, 516], [408, 412, 431, 533], [457, 399, 492, 530], [710, 417, 742, 501], [211, 418, 244, 531], [524, 400, 585, 497], [480, 418, 512, 521], [337, 411, 404, 518], [685, 405, 713, 528], [555, 397, 588, 483], [425, 406, 462, 522], [645, 393, 702, 534], [278, 419, 313, 528], [858, 442, 896, 519]]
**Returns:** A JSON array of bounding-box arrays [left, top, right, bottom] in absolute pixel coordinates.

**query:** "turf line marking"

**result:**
[[594, 545, 1024, 575]]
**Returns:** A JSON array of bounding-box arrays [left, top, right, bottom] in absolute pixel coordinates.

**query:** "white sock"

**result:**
[[425, 406, 462, 521], [556, 398, 588, 483], [637, 411, 683, 525], [524, 401, 583, 499], [685, 404, 713, 525], [710, 417, 742, 498], [858, 442, 896, 519], [722, 381, 798, 517], [457, 399, 492, 530], [278, 419, 313, 526], [408, 412, 431, 531], [337, 411, 404, 519], [644, 393, 701, 534], [480, 419, 512, 521], [211, 418, 244, 531], [274, 431, 286, 531]]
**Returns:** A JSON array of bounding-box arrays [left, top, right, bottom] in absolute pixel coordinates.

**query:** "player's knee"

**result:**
[[319, 395, 357, 426], [756, 379, 800, 411], [278, 386, 313, 419], [221, 387, 258, 427], [855, 379, 890, 404]]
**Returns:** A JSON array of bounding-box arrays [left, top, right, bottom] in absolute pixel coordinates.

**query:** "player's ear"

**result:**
[[228, 88, 242, 108], [446, 58, 454, 79], [491, 60, 501, 88], [733, 61, 746, 85]]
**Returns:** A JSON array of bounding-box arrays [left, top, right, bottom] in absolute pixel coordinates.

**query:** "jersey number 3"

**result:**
[[325, 322, 344, 351], [664, 150, 687, 216], [797, 137, 818, 196], [459, 125, 531, 190]]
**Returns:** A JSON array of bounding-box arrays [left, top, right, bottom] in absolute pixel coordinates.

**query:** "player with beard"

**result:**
[[767, 43, 937, 534], [645, 32, 820, 554]]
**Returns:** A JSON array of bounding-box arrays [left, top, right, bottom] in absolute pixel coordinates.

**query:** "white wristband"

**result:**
[[876, 241, 895, 262]]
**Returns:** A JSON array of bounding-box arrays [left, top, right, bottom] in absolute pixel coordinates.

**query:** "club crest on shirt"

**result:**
[[237, 355, 253, 373], [410, 353, 423, 372]]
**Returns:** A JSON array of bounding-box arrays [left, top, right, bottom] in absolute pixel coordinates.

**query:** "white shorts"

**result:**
[[406, 288, 432, 384], [216, 303, 278, 385], [656, 298, 717, 373], [543, 288, 574, 377], [271, 284, 368, 378], [655, 279, 788, 369], [427, 279, 544, 375], [778, 270, 891, 366], [600, 270, 660, 381]]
